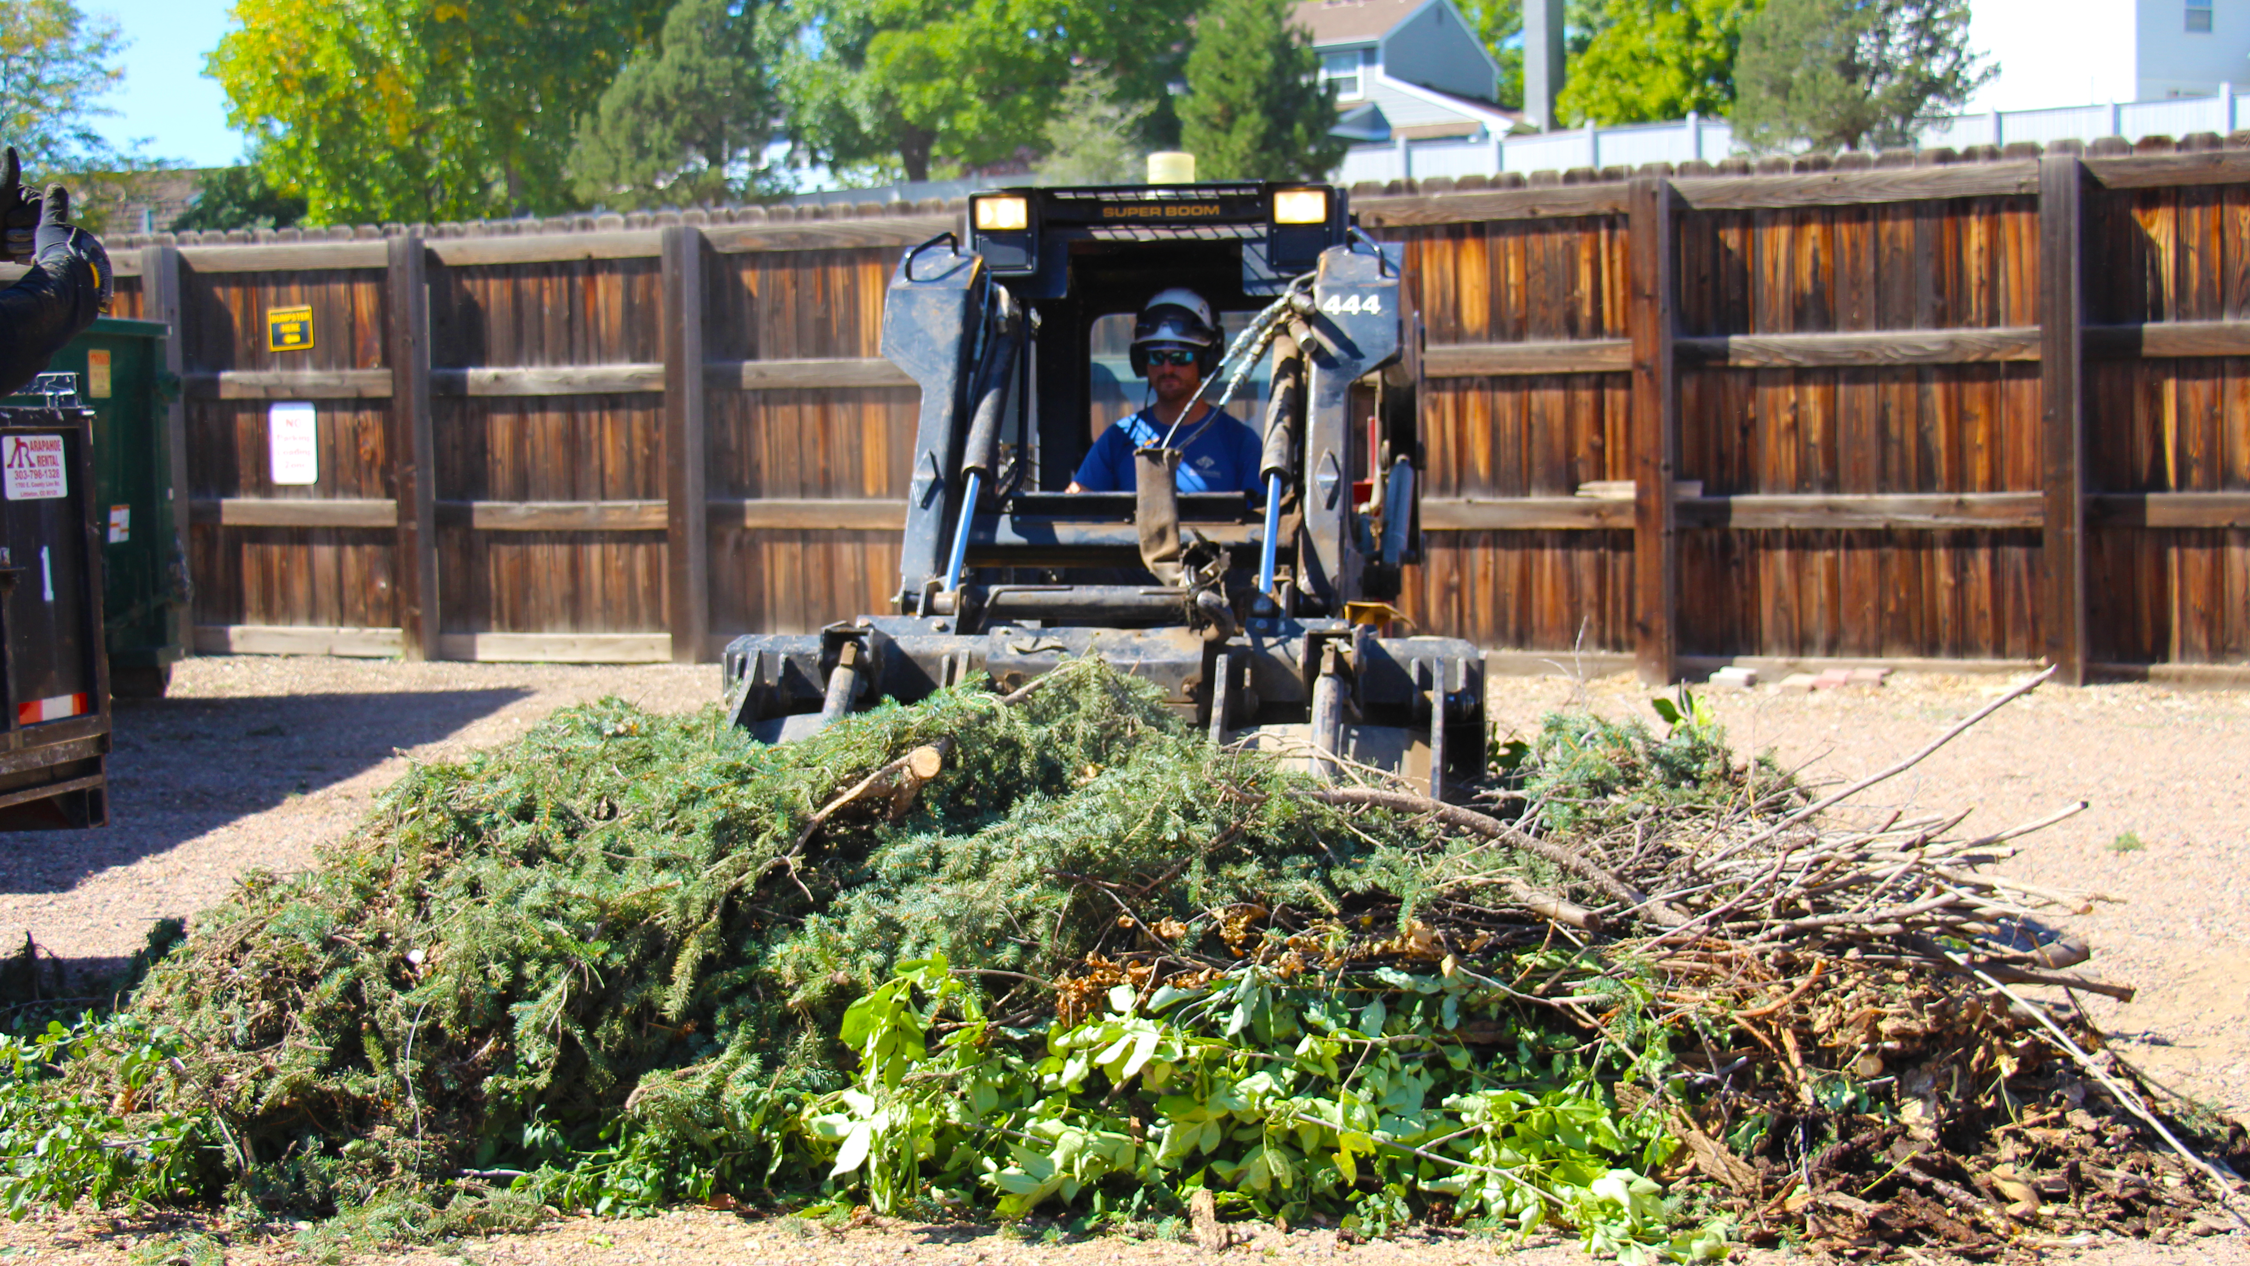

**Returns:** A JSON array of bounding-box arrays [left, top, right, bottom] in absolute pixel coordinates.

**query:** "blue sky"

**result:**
[[92, 0, 249, 168]]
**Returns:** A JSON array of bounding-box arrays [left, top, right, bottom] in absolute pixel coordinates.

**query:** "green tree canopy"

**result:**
[[207, 0, 667, 225], [570, 0, 785, 209], [0, 0, 129, 174], [1177, 0, 1344, 182], [1558, 0, 1760, 126], [779, 0, 1194, 184], [1732, 0, 1993, 151]]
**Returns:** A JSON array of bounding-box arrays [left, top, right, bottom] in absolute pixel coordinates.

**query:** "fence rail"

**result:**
[[90, 131, 2250, 682]]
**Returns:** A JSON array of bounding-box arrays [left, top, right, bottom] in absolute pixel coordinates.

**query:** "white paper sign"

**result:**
[[1, 434, 67, 500], [108, 504, 131, 543], [269, 402, 319, 485]]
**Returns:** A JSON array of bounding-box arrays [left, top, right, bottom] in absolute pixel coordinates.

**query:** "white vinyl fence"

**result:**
[[767, 88, 2250, 207], [1330, 87, 2250, 187]]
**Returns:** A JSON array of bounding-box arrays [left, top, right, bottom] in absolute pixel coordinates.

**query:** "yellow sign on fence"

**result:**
[[266, 305, 314, 352]]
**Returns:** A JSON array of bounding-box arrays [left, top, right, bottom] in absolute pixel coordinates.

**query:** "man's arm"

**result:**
[[0, 170, 110, 398]]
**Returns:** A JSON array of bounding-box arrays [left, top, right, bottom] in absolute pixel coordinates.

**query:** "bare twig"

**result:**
[[1712, 666, 2056, 864]]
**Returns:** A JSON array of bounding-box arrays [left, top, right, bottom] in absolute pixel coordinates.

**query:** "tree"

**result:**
[[1035, 70, 1153, 186], [0, 0, 128, 175], [1177, 0, 1344, 182], [569, 0, 785, 209], [171, 165, 308, 232], [1559, 0, 1761, 125], [207, 0, 667, 225], [777, 0, 1195, 185], [1732, 0, 1993, 152]]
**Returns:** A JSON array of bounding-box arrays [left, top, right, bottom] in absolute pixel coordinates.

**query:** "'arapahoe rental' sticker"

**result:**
[[2, 434, 66, 500]]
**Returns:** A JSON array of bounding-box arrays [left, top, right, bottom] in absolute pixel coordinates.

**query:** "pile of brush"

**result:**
[[12, 661, 2241, 1259]]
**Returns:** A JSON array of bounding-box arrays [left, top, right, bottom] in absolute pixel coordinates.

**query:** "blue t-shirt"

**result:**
[[1071, 407, 1263, 495]]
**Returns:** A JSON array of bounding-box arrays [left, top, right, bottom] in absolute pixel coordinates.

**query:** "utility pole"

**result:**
[[1524, 0, 1566, 132]]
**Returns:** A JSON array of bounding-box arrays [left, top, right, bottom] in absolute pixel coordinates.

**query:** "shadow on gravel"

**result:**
[[0, 688, 531, 894]]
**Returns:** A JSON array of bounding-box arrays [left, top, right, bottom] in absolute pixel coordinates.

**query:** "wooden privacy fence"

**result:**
[[87, 133, 2250, 683]]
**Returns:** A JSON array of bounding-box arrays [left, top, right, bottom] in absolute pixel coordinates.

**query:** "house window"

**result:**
[[2188, 0, 2212, 32], [1321, 50, 1363, 100]]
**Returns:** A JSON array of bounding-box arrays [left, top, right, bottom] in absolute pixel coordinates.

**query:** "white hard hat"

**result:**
[[1132, 287, 1219, 351]]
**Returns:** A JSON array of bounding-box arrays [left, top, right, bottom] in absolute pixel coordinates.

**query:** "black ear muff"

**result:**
[[1129, 346, 1149, 377], [1198, 344, 1221, 376]]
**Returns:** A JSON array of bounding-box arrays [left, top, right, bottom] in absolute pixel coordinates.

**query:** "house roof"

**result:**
[[1292, 0, 1431, 46]]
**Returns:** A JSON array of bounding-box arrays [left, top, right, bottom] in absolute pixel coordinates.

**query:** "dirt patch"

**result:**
[[4, 1208, 2248, 1266]]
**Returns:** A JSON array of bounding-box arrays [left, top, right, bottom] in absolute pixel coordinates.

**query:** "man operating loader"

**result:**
[[1066, 288, 1262, 496], [0, 147, 112, 397]]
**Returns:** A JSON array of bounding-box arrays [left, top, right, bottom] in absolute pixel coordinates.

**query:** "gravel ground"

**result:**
[[0, 653, 2245, 1264]]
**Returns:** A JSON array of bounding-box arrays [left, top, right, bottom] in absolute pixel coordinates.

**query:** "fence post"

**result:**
[[386, 234, 440, 661], [1629, 174, 1678, 684], [138, 245, 193, 650], [2038, 154, 2087, 685], [662, 225, 710, 664]]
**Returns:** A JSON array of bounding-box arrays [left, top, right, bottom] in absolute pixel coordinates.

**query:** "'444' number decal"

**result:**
[[1319, 291, 1382, 316]]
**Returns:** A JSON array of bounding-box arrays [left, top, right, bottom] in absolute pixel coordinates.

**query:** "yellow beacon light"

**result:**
[[973, 195, 1030, 232], [1272, 188, 1328, 225]]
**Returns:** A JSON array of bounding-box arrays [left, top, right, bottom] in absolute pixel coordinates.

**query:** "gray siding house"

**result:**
[[1295, 0, 1519, 146]]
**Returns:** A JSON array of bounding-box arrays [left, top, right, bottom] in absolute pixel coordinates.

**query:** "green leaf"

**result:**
[[831, 1120, 873, 1177]]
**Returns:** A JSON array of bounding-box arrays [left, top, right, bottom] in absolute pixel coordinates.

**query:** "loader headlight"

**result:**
[[973, 195, 1030, 232], [1272, 188, 1328, 225]]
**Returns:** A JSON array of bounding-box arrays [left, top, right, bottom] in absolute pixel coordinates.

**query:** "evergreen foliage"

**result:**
[[1507, 690, 1775, 836], [568, 0, 785, 210], [1558, 0, 1762, 126], [170, 166, 307, 233], [1730, 0, 1993, 152], [1035, 71, 1154, 187], [1178, 0, 1345, 183]]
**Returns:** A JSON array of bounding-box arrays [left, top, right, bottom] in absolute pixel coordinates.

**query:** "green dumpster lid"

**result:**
[[88, 316, 169, 338]]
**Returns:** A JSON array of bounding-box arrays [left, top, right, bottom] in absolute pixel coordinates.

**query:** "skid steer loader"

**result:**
[[721, 177, 1487, 796]]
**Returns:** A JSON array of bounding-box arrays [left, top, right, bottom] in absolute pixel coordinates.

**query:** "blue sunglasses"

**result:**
[[1144, 348, 1199, 367]]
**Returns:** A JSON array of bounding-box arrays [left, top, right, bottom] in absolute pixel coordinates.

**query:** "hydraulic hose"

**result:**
[[1255, 329, 1303, 606], [944, 287, 1021, 593], [959, 290, 1021, 480]]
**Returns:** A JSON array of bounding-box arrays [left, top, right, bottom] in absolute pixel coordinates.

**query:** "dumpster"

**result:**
[[0, 402, 110, 829], [5, 317, 186, 697]]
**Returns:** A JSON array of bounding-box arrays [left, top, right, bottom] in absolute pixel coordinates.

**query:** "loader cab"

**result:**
[[877, 179, 1422, 624], [963, 182, 1350, 495]]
